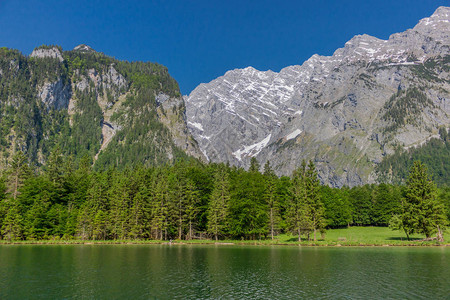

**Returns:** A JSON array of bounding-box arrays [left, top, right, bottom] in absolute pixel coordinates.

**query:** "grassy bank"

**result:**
[[1, 227, 448, 246]]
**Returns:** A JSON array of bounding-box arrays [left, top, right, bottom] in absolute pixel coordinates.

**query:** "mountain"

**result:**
[[0, 44, 204, 169], [185, 6, 450, 187]]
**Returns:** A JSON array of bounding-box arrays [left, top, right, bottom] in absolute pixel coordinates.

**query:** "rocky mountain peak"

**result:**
[[185, 7, 450, 187], [412, 6, 450, 40], [73, 44, 95, 52]]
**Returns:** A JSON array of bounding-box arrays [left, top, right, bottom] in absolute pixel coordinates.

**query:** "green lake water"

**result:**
[[0, 245, 449, 299]]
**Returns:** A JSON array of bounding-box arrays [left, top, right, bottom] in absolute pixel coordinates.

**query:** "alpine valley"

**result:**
[[185, 6, 450, 187], [1, 7, 449, 187]]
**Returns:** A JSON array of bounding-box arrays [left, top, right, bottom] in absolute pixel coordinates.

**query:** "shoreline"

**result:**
[[0, 240, 448, 247]]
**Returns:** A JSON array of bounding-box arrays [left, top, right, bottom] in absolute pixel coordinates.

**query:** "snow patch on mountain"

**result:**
[[188, 121, 204, 131], [285, 129, 302, 141], [233, 134, 272, 161]]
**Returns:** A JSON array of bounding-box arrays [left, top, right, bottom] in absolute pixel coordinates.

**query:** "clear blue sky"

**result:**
[[0, 0, 447, 94]]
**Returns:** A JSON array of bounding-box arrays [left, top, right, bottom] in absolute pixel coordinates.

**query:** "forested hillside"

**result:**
[[376, 128, 449, 187], [0, 45, 202, 171]]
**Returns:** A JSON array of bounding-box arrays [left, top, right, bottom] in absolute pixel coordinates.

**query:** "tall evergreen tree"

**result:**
[[207, 165, 230, 241], [185, 178, 200, 240], [263, 161, 280, 240], [249, 157, 261, 173], [7, 150, 30, 200], [109, 169, 132, 239], [151, 169, 170, 240], [287, 161, 308, 241], [397, 161, 447, 239], [305, 161, 326, 241], [1, 200, 23, 241], [229, 168, 267, 239], [349, 185, 373, 226]]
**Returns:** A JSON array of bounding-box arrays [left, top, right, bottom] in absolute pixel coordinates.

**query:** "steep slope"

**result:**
[[185, 6, 450, 187], [0, 45, 204, 169]]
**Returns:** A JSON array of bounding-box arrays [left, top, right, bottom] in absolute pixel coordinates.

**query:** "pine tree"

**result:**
[[207, 165, 230, 241]]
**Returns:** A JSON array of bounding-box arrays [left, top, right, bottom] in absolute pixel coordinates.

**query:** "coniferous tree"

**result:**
[[1, 200, 23, 241], [151, 169, 170, 240], [129, 167, 152, 240], [207, 165, 230, 241], [7, 150, 30, 200], [77, 172, 109, 240], [229, 167, 267, 239], [108, 170, 131, 239], [287, 161, 308, 241], [249, 157, 260, 173], [0, 176, 6, 202], [263, 161, 280, 240], [396, 161, 447, 239], [305, 161, 326, 241], [170, 162, 189, 240], [372, 183, 400, 226], [185, 178, 200, 240], [349, 185, 373, 226]]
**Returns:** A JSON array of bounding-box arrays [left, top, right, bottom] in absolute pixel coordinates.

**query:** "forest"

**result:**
[[1, 148, 448, 242]]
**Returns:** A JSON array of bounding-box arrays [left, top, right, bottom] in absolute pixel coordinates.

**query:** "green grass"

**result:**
[[1, 227, 448, 246]]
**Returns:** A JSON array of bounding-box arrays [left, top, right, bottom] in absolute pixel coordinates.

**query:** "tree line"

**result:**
[[0, 151, 448, 241]]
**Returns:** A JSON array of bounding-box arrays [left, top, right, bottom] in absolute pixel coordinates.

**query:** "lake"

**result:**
[[0, 245, 449, 299]]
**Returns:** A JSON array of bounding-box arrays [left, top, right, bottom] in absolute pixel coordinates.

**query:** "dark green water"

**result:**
[[0, 245, 449, 299]]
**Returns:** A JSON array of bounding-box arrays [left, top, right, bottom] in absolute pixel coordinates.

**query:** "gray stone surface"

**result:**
[[30, 47, 64, 62], [38, 78, 71, 109], [185, 7, 450, 187]]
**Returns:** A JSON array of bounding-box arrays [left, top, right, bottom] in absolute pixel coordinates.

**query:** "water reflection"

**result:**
[[0, 245, 448, 299]]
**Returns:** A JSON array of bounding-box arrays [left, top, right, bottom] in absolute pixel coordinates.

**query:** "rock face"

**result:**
[[38, 78, 71, 109], [157, 94, 206, 161], [186, 6, 450, 187], [30, 46, 64, 62]]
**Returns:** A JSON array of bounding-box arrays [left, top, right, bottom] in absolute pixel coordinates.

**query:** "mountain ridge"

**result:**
[[185, 6, 450, 187]]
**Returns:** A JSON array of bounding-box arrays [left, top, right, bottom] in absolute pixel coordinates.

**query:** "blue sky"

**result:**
[[0, 0, 447, 94]]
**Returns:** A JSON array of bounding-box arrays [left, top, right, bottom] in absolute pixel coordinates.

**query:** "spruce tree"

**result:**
[[207, 165, 230, 241], [151, 169, 170, 240], [1, 201, 23, 241], [7, 150, 30, 200], [287, 161, 308, 241], [305, 161, 325, 241], [400, 161, 447, 239], [185, 179, 200, 240], [263, 161, 280, 240], [249, 157, 260, 173]]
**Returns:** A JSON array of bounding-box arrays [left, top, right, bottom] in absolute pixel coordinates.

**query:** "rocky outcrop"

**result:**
[[157, 94, 206, 161], [38, 78, 71, 109], [73, 44, 95, 53], [30, 46, 64, 62], [185, 6, 450, 187]]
